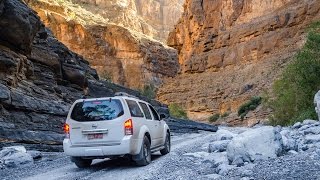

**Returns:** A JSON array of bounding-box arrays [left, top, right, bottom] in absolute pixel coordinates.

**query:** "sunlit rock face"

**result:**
[[28, 0, 182, 89], [158, 0, 320, 124]]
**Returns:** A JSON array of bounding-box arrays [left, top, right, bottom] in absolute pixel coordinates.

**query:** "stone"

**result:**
[[232, 155, 245, 167], [208, 140, 231, 153], [315, 90, 320, 121], [212, 129, 236, 141], [27, 150, 42, 160], [304, 135, 320, 144], [303, 120, 318, 125], [303, 126, 320, 135], [216, 163, 235, 176], [227, 126, 283, 163], [204, 173, 222, 180], [287, 150, 298, 155], [280, 129, 297, 151], [0, 0, 41, 54], [292, 122, 302, 129], [183, 151, 210, 159], [0, 84, 10, 101], [0, 146, 33, 168]]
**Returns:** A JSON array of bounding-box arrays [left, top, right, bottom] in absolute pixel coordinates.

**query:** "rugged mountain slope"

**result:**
[[70, 0, 184, 42], [158, 0, 320, 125], [0, 0, 169, 151], [27, 0, 181, 89]]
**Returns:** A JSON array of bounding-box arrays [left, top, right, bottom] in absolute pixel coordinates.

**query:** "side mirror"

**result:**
[[160, 114, 166, 120]]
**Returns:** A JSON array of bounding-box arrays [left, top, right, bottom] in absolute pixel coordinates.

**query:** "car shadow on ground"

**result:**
[[85, 153, 163, 170]]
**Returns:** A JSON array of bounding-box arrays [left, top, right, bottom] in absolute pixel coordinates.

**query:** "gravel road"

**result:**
[[0, 131, 217, 180]]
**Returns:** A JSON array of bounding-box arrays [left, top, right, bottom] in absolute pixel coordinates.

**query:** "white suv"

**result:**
[[63, 95, 171, 168]]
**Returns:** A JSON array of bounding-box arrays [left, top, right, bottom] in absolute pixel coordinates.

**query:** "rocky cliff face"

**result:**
[[158, 0, 320, 125], [27, 0, 180, 89], [0, 0, 168, 151], [70, 0, 184, 42]]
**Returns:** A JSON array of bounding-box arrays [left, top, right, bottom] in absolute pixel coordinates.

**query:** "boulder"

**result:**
[[292, 122, 302, 129], [0, 84, 10, 101], [303, 119, 318, 125], [304, 134, 320, 144], [208, 140, 231, 153], [227, 126, 283, 163], [280, 129, 298, 151], [27, 150, 42, 160], [216, 163, 235, 176], [0, 146, 33, 168], [212, 129, 236, 141], [314, 90, 320, 121], [0, 0, 41, 54]]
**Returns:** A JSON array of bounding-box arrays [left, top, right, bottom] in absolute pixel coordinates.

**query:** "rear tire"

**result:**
[[135, 136, 151, 166], [160, 132, 171, 155], [71, 157, 92, 168]]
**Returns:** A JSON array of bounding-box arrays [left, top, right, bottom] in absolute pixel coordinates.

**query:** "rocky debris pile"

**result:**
[[182, 120, 320, 179], [0, 146, 42, 169]]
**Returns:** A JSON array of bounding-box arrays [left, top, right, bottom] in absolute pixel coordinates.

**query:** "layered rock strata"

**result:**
[[0, 0, 168, 151], [158, 0, 320, 124], [28, 0, 180, 89]]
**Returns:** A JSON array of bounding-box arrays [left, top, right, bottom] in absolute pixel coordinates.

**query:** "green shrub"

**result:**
[[140, 84, 157, 99], [100, 71, 113, 82], [169, 103, 188, 119], [238, 96, 262, 120], [221, 112, 230, 118], [209, 113, 220, 122], [268, 22, 320, 126]]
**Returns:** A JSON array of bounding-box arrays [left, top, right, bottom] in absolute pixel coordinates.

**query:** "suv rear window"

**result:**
[[71, 99, 124, 122]]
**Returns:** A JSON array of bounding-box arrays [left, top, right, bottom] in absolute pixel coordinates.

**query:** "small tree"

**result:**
[[169, 103, 188, 119]]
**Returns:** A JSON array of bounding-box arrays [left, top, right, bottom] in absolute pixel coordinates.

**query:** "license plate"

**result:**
[[87, 133, 103, 140]]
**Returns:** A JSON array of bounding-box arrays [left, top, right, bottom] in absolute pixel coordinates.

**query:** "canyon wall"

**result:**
[[0, 0, 167, 151], [158, 0, 320, 125], [70, 0, 184, 42], [28, 0, 181, 89]]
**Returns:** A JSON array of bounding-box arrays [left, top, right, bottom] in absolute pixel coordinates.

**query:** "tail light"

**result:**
[[124, 119, 133, 135], [64, 123, 70, 138]]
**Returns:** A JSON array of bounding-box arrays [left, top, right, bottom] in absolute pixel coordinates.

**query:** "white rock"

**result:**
[[303, 119, 318, 125], [314, 90, 320, 121], [183, 151, 210, 158], [287, 150, 298, 155], [27, 151, 42, 159], [227, 126, 283, 163], [204, 152, 229, 166], [217, 163, 235, 176], [212, 129, 236, 141], [0, 147, 33, 168], [304, 134, 320, 144], [208, 140, 231, 153], [204, 173, 222, 180], [3, 146, 27, 153], [292, 122, 302, 129], [280, 130, 297, 151], [303, 126, 320, 135]]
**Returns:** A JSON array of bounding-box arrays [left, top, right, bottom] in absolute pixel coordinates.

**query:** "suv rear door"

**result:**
[[68, 98, 126, 146], [148, 104, 164, 146]]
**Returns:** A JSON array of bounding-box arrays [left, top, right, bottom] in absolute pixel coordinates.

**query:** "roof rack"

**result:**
[[114, 92, 138, 98]]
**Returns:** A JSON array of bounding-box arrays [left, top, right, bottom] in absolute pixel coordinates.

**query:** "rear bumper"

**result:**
[[63, 136, 142, 157]]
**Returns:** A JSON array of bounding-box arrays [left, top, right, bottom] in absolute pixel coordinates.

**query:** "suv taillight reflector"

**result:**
[[64, 123, 70, 138], [124, 119, 133, 135]]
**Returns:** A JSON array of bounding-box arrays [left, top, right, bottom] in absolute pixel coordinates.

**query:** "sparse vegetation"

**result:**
[[238, 96, 262, 120], [209, 113, 220, 123], [268, 22, 320, 126], [169, 103, 188, 119], [140, 84, 157, 99], [100, 71, 113, 82], [221, 112, 230, 118]]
